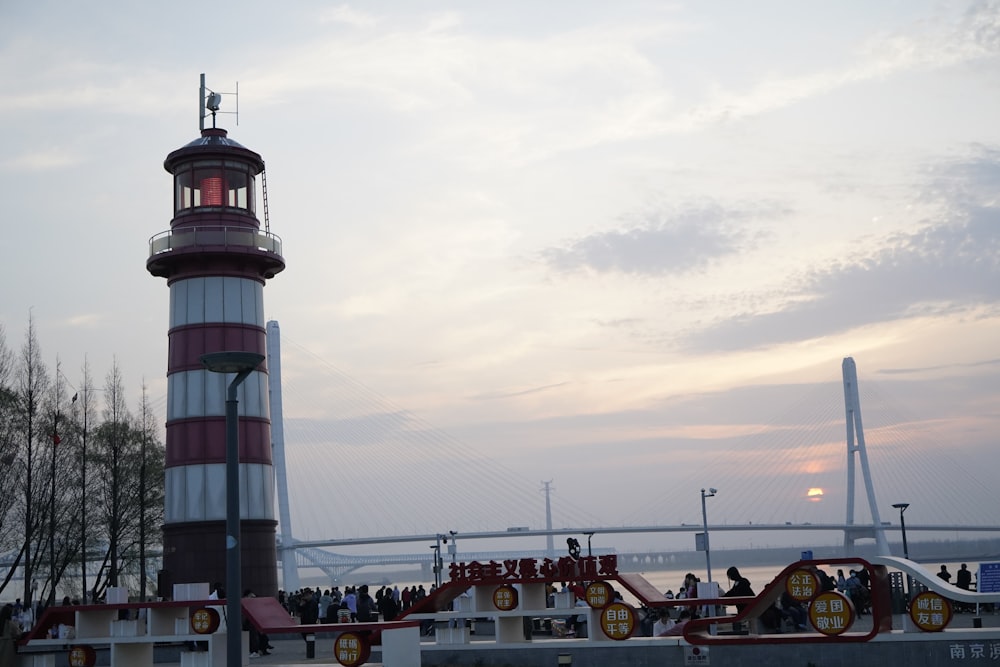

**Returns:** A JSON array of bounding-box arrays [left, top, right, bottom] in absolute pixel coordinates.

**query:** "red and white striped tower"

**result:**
[[147, 87, 285, 596]]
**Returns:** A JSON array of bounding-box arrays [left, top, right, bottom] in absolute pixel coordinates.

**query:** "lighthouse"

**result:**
[[147, 81, 285, 597]]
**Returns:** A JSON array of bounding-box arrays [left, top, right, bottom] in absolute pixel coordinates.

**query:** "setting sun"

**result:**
[[807, 488, 824, 502]]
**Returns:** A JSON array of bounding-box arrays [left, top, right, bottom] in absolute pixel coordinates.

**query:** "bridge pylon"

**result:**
[[842, 357, 890, 556]]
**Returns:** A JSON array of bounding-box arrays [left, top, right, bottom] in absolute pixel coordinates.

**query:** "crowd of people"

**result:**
[[277, 582, 431, 626]]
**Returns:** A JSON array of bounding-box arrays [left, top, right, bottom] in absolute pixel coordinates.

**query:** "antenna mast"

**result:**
[[199, 73, 239, 130]]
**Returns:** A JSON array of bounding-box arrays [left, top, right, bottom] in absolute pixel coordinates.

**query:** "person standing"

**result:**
[[356, 585, 376, 622], [379, 589, 399, 622], [937, 565, 952, 584], [2, 604, 22, 667], [299, 589, 319, 626], [723, 567, 754, 610], [956, 564, 972, 590], [343, 587, 358, 622]]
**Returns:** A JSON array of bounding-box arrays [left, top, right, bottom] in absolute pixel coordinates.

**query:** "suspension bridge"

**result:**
[[263, 325, 1000, 588]]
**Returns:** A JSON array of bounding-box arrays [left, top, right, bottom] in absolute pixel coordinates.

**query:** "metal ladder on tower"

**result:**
[[261, 165, 271, 233]]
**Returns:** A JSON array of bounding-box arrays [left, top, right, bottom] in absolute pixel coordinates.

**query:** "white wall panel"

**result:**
[[165, 463, 274, 522], [166, 468, 186, 521], [169, 277, 264, 326], [168, 369, 268, 419], [205, 465, 226, 520], [242, 463, 276, 519], [205, 278, 224, 322]]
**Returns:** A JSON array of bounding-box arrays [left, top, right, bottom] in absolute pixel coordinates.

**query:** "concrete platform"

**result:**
[[144, 611, 999, 667]]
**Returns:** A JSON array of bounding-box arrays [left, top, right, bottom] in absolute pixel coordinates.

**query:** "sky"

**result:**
[[2, 1, 1000, 553]]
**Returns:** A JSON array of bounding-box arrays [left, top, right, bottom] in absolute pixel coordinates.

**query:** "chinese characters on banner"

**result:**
[[448, 555, 619, 584]]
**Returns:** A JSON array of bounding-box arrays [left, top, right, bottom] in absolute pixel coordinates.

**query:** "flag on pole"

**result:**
[[51, 433, 61, 445]]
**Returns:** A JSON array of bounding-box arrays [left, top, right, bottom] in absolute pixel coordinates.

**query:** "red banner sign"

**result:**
[[448, 555, 619, 584]]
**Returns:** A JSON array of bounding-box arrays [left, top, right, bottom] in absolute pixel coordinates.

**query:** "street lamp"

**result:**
[[201, 351, 264, 667], [892, 503, 910, 559], [431, 536, 443, 588], [700, 488, 717, 583]]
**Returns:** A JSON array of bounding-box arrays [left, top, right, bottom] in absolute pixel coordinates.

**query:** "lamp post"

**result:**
[[431, 537, 443, 588], [201, 351, 264, 667], [700, 488, 717, 583], [447, 530, 458, 565], [892, 503, 910, 559]]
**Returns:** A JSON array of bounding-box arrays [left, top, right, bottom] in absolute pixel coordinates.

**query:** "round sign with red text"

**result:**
[[585, 581, 613, 609], [599, 602, 636, 640], [785, 569, 819, 602], [334, 632, 371, 667], [492, 584, 519, 611], [808, 591, 855, 635], [190, 607, 221, 634], [909, 591, 952, 632], [68, 645, 97, 667]]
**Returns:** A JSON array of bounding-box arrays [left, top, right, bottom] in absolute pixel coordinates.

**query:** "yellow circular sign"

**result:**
[[492, 584, 519, 611], [909, 591, 952, 632], [68, 645, 97, 667], [599, 602, 636, 640], [585, 581, 613, 609], [808, 590, 854, 635], [190, 607, 221, 634], [334, 631, 371, 667], [785, 568, 819, 602]]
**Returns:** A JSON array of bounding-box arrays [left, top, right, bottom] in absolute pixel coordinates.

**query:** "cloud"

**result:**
[[540, 201, 780, 277], [683, 149, 1000, 352], [1, 148, 83, 171], [317, 4, 379, 28]]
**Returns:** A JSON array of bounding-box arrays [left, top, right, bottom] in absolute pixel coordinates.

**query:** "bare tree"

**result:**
[[136, 383, 165, 600], [14, 315, 50, 608], [93, 359, 131, 592], [72, 361, 97, 602], [0, 324, 19, 564]]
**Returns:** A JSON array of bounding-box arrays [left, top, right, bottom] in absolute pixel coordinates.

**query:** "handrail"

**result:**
[[871, 556, 1000, 603], [148, 226, 283, 257]]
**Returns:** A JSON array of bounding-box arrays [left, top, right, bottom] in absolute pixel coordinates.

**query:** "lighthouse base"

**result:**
[[162, 519, 278, 598]]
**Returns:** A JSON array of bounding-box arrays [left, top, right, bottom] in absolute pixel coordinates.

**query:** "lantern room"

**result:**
[[173, 159, 255, 212], [162, 128, 266, 223]]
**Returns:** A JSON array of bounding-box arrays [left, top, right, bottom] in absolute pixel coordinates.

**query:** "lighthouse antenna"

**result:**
[[199, 73, 207, 131], [199, 73, 241, 131]]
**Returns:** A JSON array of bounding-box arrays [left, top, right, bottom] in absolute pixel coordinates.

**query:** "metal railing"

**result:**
[[148, 225, 283, 257]]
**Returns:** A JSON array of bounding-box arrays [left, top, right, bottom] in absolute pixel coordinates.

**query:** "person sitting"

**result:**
[[662, 609, 692, 636], [778, 592, 808, 631], [652, 609, 676, 636]]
